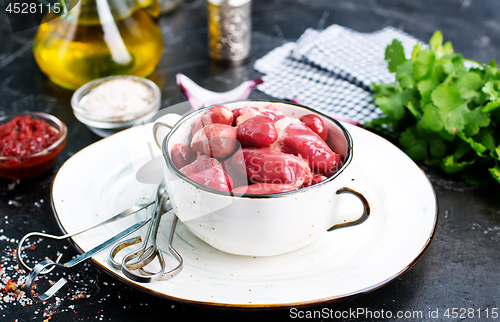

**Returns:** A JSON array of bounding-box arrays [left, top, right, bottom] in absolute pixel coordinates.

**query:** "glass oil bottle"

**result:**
[[33, 0, 163, 90]]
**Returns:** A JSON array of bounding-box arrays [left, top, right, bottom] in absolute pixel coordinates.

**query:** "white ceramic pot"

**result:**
[[154, 100, 370, 256]]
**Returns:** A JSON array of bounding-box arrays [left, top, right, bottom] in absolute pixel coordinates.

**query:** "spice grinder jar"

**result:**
[[207, 0, 252, 62]]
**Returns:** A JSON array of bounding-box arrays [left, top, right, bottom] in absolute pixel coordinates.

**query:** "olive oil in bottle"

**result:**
[[33, 0, 163, 90]]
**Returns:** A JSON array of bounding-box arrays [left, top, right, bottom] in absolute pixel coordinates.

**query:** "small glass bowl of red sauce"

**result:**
[[0, 112, 67, 180]]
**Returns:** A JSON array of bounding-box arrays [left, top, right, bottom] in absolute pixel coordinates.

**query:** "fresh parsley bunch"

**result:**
[[368, 31, 500, 186]]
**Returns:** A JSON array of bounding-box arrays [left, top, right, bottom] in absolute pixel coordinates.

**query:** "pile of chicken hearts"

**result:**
[[170, 104, 343, 195]]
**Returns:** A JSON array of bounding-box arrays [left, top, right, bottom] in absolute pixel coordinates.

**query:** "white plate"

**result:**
[[51, 122, 437, 308]]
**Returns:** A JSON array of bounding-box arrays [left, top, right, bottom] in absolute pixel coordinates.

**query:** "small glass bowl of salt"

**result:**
[[71, 76, 161, 137]]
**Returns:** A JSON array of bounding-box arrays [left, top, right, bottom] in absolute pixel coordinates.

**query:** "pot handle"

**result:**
[[152, 114, 182, 149], [327, 187, 370, 232]]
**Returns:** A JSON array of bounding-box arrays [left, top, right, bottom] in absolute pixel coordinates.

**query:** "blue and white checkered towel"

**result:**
[[254, 25, 420, 124]]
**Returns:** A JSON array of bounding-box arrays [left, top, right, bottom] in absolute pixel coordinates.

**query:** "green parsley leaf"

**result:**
[[431, 86, 470, 134], [476, 128, 497, 152], [399, 126, 428, 160], [483, 100, 500, 112], [395, 60, 415, 88], [488, 162, 500, 185], [411, 42, 422, 61], [482, 60, 500, 82], [429, 30, 444, 58], [444, 54, 467, 79], [413, 49, 434, 80], [420, 103, 443, 132], [428, 59, 448, 85], [429, 137, 447, 159], [453, 140, 473, 159], [406, 101, 423, 120], [457, 132, 488, 157], [463, 107, 491, 136], [374, 89, 409, 122], [385, 39, 407, 73], [491, 145, 500, 160], [482, 81, 500, 101], [372, 83, 399, 99], [442, 41, 454, 56], [440, 154, 475, 173], [417, 80, 438, 105], [451, 72, 484, 100]]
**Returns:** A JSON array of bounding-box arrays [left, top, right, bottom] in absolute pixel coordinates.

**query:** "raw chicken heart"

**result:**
[[235, 105, 283, 125], [191, 123, 238, 159], [171, 143, 196, 169], [180, 154, 233, 192], [201, 105, 233, 126], [299, 114, 328, 141], [280, 122, 342, 175], [237, 115, 278, 148], [232, 147, 312, 187]]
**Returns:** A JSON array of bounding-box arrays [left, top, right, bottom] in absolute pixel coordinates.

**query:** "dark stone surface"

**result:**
[[0, 0, 499, 321]]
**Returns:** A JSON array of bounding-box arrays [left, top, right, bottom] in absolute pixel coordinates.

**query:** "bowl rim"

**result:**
[[162, 99, 354, 199], [71, 75, 161, 127], [0, 112, 67, 160]]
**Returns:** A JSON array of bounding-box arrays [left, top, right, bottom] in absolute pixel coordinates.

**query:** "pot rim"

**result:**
[[161, 99, 354, 199]]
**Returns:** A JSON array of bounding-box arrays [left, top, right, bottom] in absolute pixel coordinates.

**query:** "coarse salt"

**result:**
[[80, 78, 154, 120]]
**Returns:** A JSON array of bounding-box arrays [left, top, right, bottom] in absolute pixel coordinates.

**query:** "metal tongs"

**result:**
[[109, 184, 183, 283], [23, 217, 152, 302], [18, 181, 183, 302], [16, 200, 155, 274]]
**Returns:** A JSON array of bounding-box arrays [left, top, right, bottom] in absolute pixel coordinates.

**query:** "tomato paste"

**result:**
[[0, 115, 60, 157]]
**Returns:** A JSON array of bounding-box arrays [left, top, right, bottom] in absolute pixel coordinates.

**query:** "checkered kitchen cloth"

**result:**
[[254, 25, 421, 124]]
